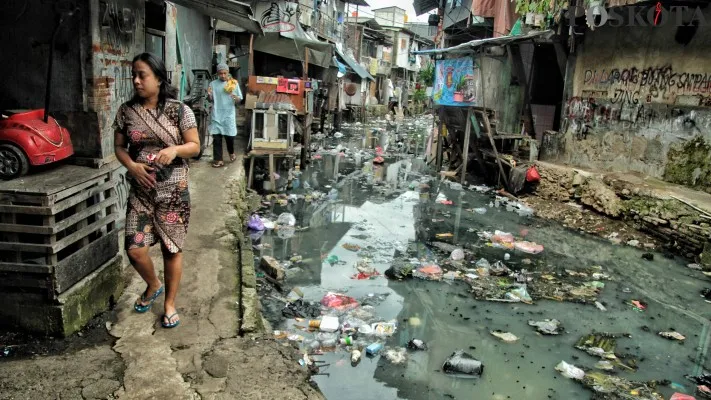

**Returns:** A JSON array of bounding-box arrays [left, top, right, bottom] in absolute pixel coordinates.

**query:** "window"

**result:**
[[145, 1, 166, 60], [400, 38, 407, 50]]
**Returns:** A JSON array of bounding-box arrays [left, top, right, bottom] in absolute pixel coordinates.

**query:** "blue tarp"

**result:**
[[334, 46, 374, 81]]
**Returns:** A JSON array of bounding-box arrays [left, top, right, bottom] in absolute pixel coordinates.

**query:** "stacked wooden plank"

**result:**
[[0, 164, 124, 336]]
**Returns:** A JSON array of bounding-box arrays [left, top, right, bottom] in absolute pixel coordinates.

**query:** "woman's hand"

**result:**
[[156, 146, 178, 166], [128, 162, 156, 189]]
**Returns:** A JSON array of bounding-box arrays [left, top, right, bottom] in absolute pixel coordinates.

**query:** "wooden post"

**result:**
[[248, 34, 254, 76], [269, 154, 276, 192], [247, 157, 255, 189], [480, 51, 509, 189], [461, 107, 471, 184]]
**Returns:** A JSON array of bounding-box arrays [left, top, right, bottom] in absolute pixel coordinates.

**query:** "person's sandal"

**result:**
[[229, 154, 237, 162], [162, 312, 180, 328], [134, 285, 164, 313], [212, 161, 224, 168]]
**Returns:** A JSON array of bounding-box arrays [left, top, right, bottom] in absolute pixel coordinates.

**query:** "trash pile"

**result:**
[[271, 289, 468, 372]]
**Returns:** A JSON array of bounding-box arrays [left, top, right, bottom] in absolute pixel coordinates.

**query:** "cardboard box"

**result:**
[[245, 93, 258, 110]]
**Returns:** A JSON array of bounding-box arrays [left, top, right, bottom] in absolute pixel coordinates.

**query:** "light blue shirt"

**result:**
[[208, 79, 242, 137]]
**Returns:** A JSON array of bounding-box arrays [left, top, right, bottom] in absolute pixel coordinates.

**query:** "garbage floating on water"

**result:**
[[320, 292, 359, 310], [342, 243, 361, 252], [555, 360, 585, 380], [407, 338, 428, 351], [659, 331, 686, 341], [384, 347, 407, 364], [528, 319, 563, 335], [413, 264, 443, 280], [276, 212, 296, 226], [365, 342, 384, 356], [442, 350, 483, 377], [631, 299, 647, 311], [490, 330, 518, 343]]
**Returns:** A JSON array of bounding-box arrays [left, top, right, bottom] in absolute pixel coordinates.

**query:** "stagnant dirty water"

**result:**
[[251, 117, 711, 400]]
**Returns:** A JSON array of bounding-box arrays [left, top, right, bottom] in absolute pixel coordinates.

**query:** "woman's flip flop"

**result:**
[[212, 162, 224, 168], [134, 285, 164, 313], [162, 312, 180, 328]]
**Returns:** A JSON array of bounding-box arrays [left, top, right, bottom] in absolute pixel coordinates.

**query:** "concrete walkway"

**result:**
[[0, 153, 323, 400]]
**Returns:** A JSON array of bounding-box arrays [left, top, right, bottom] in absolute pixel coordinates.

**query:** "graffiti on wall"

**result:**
[[94, 0, 142, 159], [582, 65, 711, 107], [260, 2, 297, 33]]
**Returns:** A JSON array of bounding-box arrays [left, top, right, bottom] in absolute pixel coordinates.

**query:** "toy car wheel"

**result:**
[[0, 144, 29, 180]]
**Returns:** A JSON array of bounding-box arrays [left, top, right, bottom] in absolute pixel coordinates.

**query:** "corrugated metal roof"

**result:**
[[169, 0, 262, 34], [412, 30, 554, 54], [413, 0, 439, 16]]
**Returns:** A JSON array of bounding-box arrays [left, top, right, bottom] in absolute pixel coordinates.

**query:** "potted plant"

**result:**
[[453, 76, 467, 102], [533, 0, 548, 27]]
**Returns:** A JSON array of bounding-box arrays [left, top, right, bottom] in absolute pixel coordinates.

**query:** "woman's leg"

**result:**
[[127, 247, 162, 305], [226, 135, 235, 161], [161, 248, 183, 325], [212, 134, 224, 166]]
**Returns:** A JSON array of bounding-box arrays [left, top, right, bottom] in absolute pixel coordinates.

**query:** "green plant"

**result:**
[[455, 75, 468, 92], [413, 88, 427, 103], [418, 62, 434, 87], [515, 0, 531, 15]]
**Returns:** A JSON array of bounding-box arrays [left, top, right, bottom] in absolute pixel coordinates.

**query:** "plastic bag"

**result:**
[[442, 350, 483, 377], [489, 261, 510, 276], [555, 361, 584, 380], [528, 319, 562, 335], [475, 258, 491, 269], [384, 347, 407, 364], [506, 285, 533, 303], [407, 339, 428, 350], [276, 213, 296, 226], [247, 214, 265, 231], [413, 264, 443, 280], [514, 241, 544, 254], [320, 292, 359, 310], [451, 249, 465, 261], [490, 330, 518, 343], [261, 218, 275, 230]]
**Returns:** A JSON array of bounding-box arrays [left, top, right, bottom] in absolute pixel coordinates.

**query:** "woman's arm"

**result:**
[[115, 131, 156, 188]]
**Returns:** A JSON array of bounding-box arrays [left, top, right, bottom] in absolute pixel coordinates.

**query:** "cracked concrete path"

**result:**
[[0, 151, 323, 400]]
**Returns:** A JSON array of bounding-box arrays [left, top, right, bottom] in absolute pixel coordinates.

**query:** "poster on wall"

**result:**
[[433, 57, 480, 106]]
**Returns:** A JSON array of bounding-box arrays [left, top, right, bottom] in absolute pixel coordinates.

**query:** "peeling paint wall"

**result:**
[[89, 0, 145, 160], [547, 7, 711, 192]]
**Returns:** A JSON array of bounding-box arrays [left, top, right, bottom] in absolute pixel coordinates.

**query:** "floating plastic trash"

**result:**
[[442, 350, 483, 377], [555, 361, 584, 380]]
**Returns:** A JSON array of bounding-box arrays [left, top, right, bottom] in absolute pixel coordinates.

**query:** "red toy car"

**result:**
[[0, 109, 74, 180]]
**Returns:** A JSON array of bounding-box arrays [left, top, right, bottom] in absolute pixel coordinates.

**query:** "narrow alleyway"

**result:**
[[0, 146, 322, 400]]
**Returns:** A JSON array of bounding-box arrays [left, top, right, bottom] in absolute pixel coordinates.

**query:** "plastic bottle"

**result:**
[[339, 336, 354, 345], [366, 342, 383, 356]]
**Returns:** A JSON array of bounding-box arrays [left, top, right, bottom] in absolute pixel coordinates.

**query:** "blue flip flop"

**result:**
[[134, 285, 164, 313], [162, 312, 180, 328]]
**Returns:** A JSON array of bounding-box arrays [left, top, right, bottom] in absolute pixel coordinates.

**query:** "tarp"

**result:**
[[334, 46, 374, 81], [253, 25, 333, 68], [412, 30, 554, 55]]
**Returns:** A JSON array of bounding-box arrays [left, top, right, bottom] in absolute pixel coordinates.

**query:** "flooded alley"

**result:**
[[247, 116, 711, 400]]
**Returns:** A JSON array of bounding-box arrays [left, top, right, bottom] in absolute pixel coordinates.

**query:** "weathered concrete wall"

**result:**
[[89, 0, 145, 160], [547, 7, 711, 193]]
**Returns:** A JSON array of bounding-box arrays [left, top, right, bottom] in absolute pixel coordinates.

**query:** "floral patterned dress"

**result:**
[[113, 99, 197, 253]]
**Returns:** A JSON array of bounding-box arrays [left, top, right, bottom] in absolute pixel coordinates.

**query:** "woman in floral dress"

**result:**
[[113, 53, 200, 328]]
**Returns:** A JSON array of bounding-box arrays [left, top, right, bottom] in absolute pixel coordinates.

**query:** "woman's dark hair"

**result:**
[[129, 52, 177, 113]]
